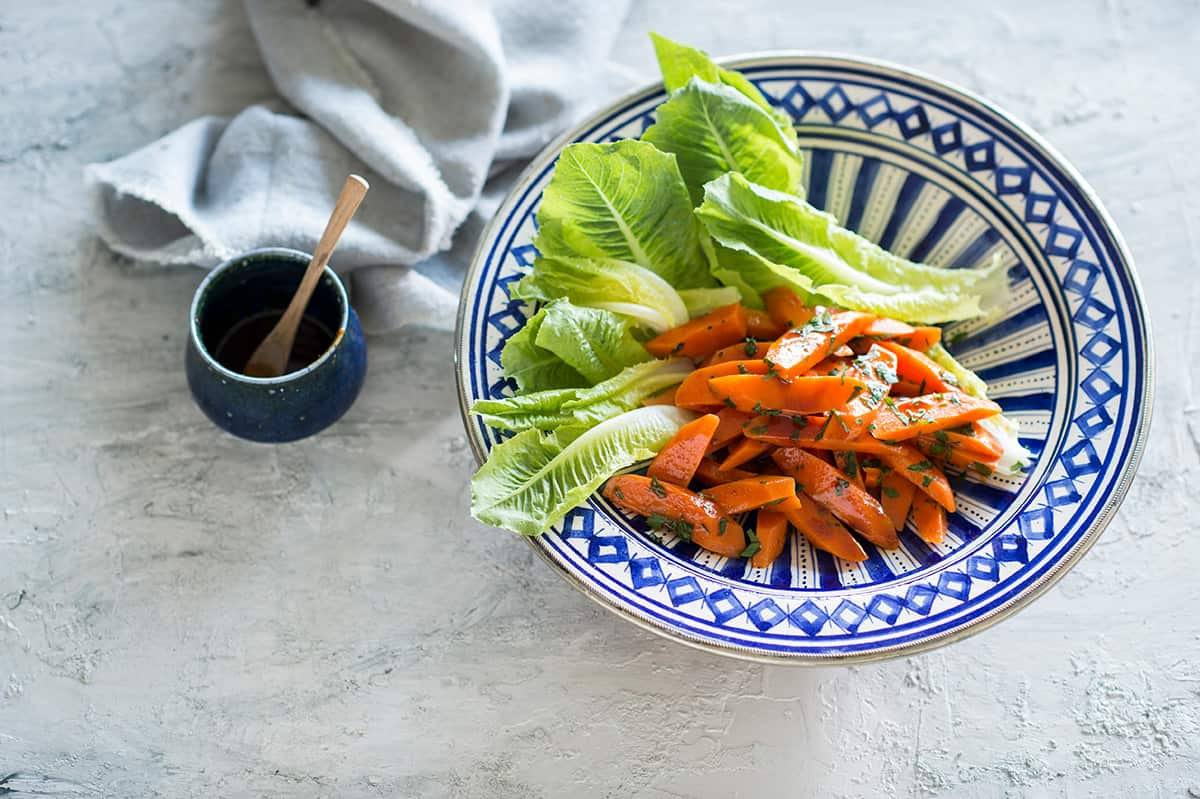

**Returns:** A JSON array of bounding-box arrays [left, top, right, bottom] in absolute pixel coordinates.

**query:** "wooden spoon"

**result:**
[[243, 174, 369, 377]]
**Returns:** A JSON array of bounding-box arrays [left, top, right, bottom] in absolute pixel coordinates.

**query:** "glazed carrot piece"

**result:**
[[702, 340, 773, 366], [837, 344, 898, 426], [778, 495, 868, 562], [707, 374, 868, 415], [833, 451, 866, 490], [910, 494, 948, 545], [750, 509, 789, 568], [647, 413, 721, 486], [917, 438, 1000, 476], [745, 308, 786, 339], [646, 304, 748, 359], [916, 427, 1004, 462], [763, 286, 814, 329], [641, 385, 678, 407], [772, 448, 898, 549], [674, 360, 770, 410], [805, 356, 854, 376], [870, 393, 1002, 441], [704, 476, 797, 514], [874, 444, 955, 512], [860, 466, 883, 489], [604, 474, 746, 558], [876, 341, 955, 394], [693, 457, 756, 486], [765, 310, 873, 378], [743, 413, 898, 454], [860, 318, 942, 351], [705, 407, 757, 454], [719, 437, 772, 471], [890, 379, 925, 397], [879, 471, 916, 531]]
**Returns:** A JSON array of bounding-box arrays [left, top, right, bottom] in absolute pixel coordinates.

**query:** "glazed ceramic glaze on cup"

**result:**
[[186, 247, 367, 442]]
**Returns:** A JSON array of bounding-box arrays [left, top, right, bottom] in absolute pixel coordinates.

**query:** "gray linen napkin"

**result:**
[[85, 0, 635, 332]]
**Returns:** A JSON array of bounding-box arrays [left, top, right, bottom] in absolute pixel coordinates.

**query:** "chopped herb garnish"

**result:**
[[922, 475, 934, 487], [968, 462, 994, 477], [934, 430, 950, 443], [649, 476, 668, 498], [749, 425, 769, 435], [740, 528, 761, 558], [743, 338, 758, 357], [843, 451, 859, 478], [918, 378, 927, 395], [832, 411, 849, 432], [882, 486, 900, 499], [737, 363, 749, 375], [835, 478, 849, 496], [671, 341, 685, 354], [718, 518, 728, 537], [763, 365, 781, 381], [1012, 461, 1027, 474], [814, 414, 834, 441], [908, 460, 933, 472], [723, 397, 737, 408], [613, 486, 625, 500], [847, 385, 864, 403]]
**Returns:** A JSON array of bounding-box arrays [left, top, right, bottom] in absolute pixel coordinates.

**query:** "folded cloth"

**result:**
[[86, 0, 635, 332]]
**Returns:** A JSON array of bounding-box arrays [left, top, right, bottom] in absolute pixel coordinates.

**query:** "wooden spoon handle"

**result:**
[[243, 174, 369, 377], [276, 174, 370, 340]]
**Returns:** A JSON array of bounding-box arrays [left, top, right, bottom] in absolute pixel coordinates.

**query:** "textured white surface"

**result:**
[[1, 1, 1198, 797]]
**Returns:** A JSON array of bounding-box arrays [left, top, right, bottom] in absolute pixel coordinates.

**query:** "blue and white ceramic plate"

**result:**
[[455, 54, 1153, 663]]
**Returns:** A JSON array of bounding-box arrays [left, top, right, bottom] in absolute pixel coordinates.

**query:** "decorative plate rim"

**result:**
[[453, 51, 1154, 664]]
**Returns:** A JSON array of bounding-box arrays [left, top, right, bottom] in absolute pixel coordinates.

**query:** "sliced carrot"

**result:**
[[890, 379, 925, 397], [750, 509, 789, 568], [647, 413, 721, 486], [916, 427, 1003, 461], [917, 438, 1001, 475], [641, 385, 678, 406], [704, 476, 797, 514], [805, 356, 854, 376], [646, 304, 748, 359], [603, 474, 746, 558], [860, 318, 942, 351], [765, 310, 873, 378], [870, 393, 1002, 441], [702, 340, 773, 366], [779, 495, 868, 562], [745, 308, 786, 339], [707, 374, 868, 415], [743, 413, 898, 454], [876, 341, 955, 394], [838, 344, 897, 426], [834, 451, 866, 490], [706, 407, 757, 454], [674, 360, 771, 410], [874, 444, 955, 512], [911, 494, 948, 545], [693, 457, 756, 486], [861, 466, 883, 489], [879, 471, 916, 531], [719, 437, 772, 471], [763, 286, 814, 329], [771, 448, 898, 549]]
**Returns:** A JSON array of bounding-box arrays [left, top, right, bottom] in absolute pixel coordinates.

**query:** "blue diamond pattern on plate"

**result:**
[[459, 56, 1149, 660]]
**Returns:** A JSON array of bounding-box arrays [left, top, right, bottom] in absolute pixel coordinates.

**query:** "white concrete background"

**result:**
[[1, 1, 1197, 797]]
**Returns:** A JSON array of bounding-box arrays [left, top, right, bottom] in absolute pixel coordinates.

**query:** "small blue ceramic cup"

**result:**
[[186, 247, 367, 443]]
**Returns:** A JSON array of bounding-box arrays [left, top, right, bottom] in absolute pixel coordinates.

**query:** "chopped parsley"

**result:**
[[740, 528, 761, 559], [814, 414, 834, 441], [968, 462, 994, 477], [907, 460, 934, 473], [718, 517, 728, 537], [723, 397, 737, 409], [649, 476, 668, 498], [743, 338, 758, 357], [843, 451, 859, 479], [882, 485, 900, 499], [834, 478, 849, 496], [737, 363, 749, 375], [749, 425, 770, 435], [922, 475, 934, 487], [613, 486, 625, 501]]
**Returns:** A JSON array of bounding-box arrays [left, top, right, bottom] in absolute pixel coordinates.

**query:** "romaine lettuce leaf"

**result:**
[[678, 286, 743, 318], [649, 33, 796, 144], [697, 173, 1007, 323], [643, 77, 804, 204], [534, 140, 713, 289], [534, 300, 650, 384], [473, 359, 693, 432], [470, 406, 697, 536], [501, 305, 588, 393], [512, 254, 689, 333]]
